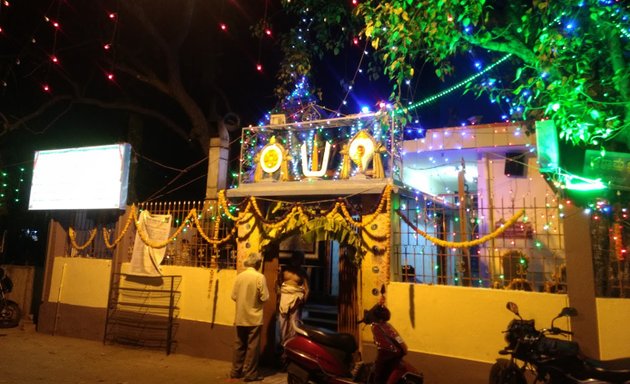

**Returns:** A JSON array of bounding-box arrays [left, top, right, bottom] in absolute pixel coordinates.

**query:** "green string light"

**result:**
[[397, 53, 513, 114]]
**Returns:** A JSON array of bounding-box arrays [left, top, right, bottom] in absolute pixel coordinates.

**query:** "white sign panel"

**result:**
[[28, 143, 131, 210]]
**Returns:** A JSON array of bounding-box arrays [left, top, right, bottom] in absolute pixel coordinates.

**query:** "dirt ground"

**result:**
[[0, 322, 287, 384]]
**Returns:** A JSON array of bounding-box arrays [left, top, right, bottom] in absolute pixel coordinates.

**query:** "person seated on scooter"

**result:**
[[370, 297, 409, 383], [278, 251, 310, 345]]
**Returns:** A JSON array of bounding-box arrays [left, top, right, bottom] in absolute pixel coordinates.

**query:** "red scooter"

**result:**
[[283, 298, 423, 384]]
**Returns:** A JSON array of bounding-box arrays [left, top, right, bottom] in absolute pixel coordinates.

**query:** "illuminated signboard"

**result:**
[[28, 143, 132, 210]]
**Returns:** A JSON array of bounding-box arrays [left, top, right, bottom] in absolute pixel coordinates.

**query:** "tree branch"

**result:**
[[75, 98, 191, 142], [462, 32, 540, 69], [1, 95, 190, 143]]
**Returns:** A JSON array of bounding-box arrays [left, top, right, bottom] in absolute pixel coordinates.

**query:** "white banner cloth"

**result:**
[[129, 210, 172, 276]]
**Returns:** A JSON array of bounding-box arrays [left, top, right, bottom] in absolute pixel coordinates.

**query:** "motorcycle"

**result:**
[[0, 267, 21, 328], [490, 301, 630, 384], [283, 297, 423, 384]]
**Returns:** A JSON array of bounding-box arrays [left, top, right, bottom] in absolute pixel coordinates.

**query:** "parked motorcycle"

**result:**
[[0, 267, 21, 328], [490, 301, 630, 384], [283, 298, 423, 384]]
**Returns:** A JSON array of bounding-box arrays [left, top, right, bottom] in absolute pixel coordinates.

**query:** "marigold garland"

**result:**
[[102, 205, 137, 249], [384, 189, 392, 282], [217, 190, 240, 221], [69, 227, 98, 251], [191, 213, 238, 245], [396, 208, 526, 248], [68, 185, 398, 255], [339, 184, 391, 228]]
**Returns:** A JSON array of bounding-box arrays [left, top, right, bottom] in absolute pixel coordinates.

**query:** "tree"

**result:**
[[272, 0, 629, 150], [0, 0, 267, 160]]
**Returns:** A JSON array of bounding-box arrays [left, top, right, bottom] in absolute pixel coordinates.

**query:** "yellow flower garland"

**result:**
[[69, 186, 394, 251], [339, 184, 391, 228], [191, 213, 238, 245], [72, 184, 523, 257], [102, 205, 136, 249], [397, 208, 526, 248], [68, 227, 98, 251]]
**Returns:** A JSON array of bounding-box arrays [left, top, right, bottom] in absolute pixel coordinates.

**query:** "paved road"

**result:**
[[0, 323, 287, 384]]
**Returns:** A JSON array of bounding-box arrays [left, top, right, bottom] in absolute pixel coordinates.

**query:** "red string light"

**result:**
[[42, 84, 50, 92], [51, 55, 59, 64], [103, 43, 111, 50], [256, 63, 263, 72], [220, 23, 227, 31], [106, 73, 114, 81]]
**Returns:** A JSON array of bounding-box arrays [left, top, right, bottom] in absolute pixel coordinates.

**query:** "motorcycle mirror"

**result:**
[[506, 302, 520, 318], [551, 307, 577, 329], [558, 307, 578, 318]]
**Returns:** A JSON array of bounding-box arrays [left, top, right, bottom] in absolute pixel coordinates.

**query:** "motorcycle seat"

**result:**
[[301, 325, 358, 353]]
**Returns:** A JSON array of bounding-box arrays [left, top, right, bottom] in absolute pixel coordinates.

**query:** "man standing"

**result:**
[[231, 252, 269, 382]]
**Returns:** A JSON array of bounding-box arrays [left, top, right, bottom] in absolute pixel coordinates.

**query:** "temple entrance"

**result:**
[[260, 234, 359, 365], [279, 238, 359, 334], [293, 240, 340, 330]]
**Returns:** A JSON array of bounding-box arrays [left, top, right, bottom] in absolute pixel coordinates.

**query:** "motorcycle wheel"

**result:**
[[0, 301, 21, 328], [489, 359, 526, 384]]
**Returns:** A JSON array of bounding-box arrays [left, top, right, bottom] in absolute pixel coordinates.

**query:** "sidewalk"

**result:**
[[0, 323, 287, 384]]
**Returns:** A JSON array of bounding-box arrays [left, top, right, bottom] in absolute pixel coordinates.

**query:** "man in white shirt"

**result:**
[[230, 252, 269, 382]]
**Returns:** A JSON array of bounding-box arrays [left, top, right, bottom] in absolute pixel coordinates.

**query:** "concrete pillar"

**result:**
[[41, 219, 67, 304], [564, 204, 600, 358], [205, 137, 229, 200]]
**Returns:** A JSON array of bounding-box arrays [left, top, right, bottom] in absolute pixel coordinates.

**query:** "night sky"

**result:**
[[0, 1, 510, 205]]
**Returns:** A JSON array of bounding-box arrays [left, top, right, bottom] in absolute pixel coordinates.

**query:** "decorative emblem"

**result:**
[[348, 130, 376, 175], [260, 137, 283, 174], [301, 140, 332, 178]]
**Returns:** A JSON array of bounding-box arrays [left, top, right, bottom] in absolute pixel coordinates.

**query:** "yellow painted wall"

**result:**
[[119, 263, 237, 326], [596, 298, 630, 359], [48, 257, 112, 308], [47, 256, 237, 326], [369, 283, 569, 363], [48, 257, 629, 362]]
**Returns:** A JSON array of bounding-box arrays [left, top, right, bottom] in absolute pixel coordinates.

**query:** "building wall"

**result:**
[[1, 265, 35, 320], [119, 263, 237, 325], [45, 256, 237, 326], [47, 257, 111, 307], [596, 298, 630, 359], [476, 153, 565, 288], [379, 283, 569, 363], [39, 254, 630, 382]]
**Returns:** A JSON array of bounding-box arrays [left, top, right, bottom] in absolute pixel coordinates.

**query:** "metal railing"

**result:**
[[392, 194, 566, 293], [65, 201, 237, 270]]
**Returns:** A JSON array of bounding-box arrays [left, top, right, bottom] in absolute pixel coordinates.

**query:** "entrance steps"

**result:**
[[303, 303, 337, 331]]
